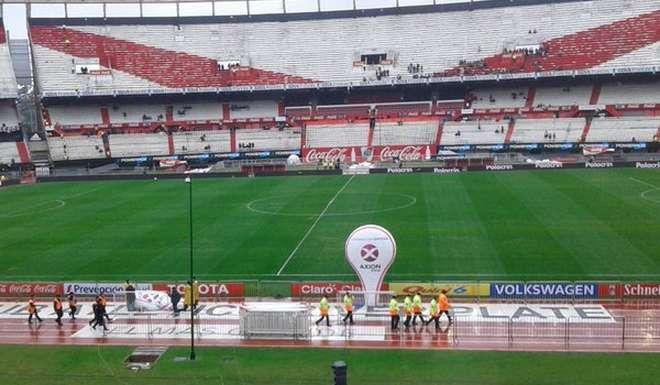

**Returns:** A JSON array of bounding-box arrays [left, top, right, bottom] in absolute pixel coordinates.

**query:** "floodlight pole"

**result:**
[[185, 176, 196, 361]]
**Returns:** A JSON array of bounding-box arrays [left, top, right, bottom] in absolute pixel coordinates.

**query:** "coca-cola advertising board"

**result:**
[[0, 282, 63, 297], [302, 145, 436, 163]]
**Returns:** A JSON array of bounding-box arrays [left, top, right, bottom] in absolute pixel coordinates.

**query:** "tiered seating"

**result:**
[[316, 105, 370, 118], [442, 120, 508, 145], [236, 129, 300, 151], [442, 9, 660, 77], [108, 104, 167, 125], [587, 117, 660, 142], [47, 135, 106, 161], [172, 102, 222, 121], [171, 130, 230, 154], [0, 142, 19, 164], [0, 104, 19, 132], [534, 86, 593, 107], [305, 123, 369, 147], [374, 102, 431, 116], [469, 88, 528, 109], [511, 118, 585, 144], [108, 133, 169, 157], [372, 120, 438, 146], [29, 0, 659, 94], [599, 81, 660, 105], [228, 101, 278, 119], [0, 20, 18, 99], [48, 105, 103, 127]]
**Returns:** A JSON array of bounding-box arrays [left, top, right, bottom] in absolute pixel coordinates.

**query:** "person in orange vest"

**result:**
[[27, 295, 42, 324], [315, 295, 330, 327], [67, 292, 77, 320], [438, 289, 452, 324], [53, 295, 64, 326]]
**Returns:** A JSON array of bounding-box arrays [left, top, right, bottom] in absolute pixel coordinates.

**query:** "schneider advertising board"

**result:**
[[345, 225, 396, 307]]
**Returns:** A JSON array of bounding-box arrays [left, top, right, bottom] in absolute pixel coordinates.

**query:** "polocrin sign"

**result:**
[[345, 225, 396, 307]]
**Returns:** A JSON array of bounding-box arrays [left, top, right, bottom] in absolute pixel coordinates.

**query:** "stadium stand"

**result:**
[[0, 142, 20, 164], [235, 128, 300, 152], [108, 133, 169, 157], [599, 81, 660, 105], [171, 130, 231, 155], [587, 117, 660, 143], [372, 120, 438, 146], [305, 122, 369, 148], [48, 105, 104, 127], [534, 86, 593, 108], [510, 118, 585, 144], [47, 135, 106, 161], [442, 120, 508, 145], [28, 0, 660, 94]]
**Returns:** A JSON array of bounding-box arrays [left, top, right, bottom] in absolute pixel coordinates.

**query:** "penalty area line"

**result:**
[[276, 175, 355, 276]]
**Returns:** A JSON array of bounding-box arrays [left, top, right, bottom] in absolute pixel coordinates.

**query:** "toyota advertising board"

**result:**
[[152, 282, 245, 298]]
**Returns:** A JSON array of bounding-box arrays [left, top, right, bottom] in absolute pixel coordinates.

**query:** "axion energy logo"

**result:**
[[360, 244, 379, 262], [490, 283, 598, 299]]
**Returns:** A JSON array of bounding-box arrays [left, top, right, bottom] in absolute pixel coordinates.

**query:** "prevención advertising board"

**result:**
[[490, 282, 598, 299]]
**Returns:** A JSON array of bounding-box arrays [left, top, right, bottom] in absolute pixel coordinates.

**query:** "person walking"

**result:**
[[315, 295, 330, 327], [53, 295, 64, 326], [91, 298, 108, 331], [412, 292, 425, 325], [99, 294, 112, 322], [27, 295, 42, 324], [425, 297, 440, 330], [67, 292, 77, 320], [170, 287, 181, 317], [124, 280, 136, 312], [342, 292, 354, 325], [403, 295, 413, 328], [438, 289, 452, 325], [388, 296, 400, 331]]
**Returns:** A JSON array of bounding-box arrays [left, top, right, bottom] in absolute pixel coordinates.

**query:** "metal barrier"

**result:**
[[240, 309, 310, 340]]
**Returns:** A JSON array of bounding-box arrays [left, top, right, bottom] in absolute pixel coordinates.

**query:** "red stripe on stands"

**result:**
[[589, 84, 602, 105], [16, 142, 31, 163], [0, 23, 6, 44], [504, 119, 516, 144], [438, 10, 660, 77], [30, 26, 318, 89], [167, 133, 175, 156], [581, 119, 592, 142], [525, 87, 536, 109], [230, 128, 237, 152]]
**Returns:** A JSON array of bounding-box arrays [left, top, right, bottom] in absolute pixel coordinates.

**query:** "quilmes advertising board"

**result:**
[[390, 282, 490, 297], [490, 282, 598, 299]]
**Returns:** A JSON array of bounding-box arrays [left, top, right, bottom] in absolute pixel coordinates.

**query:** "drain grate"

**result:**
[[124, 347, 168, 371]]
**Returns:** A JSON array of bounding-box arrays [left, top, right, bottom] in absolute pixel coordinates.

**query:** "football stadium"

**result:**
[[0, 0, 659, 384]]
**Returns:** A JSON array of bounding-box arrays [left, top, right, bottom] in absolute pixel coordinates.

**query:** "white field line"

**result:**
[[629, 177, 660, 204], [276, 175, 355, 276]]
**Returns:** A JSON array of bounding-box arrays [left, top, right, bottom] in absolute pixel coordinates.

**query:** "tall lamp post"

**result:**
[[185, 176, 196, 361]]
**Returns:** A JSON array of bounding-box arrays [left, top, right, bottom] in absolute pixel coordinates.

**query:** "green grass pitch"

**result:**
[[0, 169, 659, 282], [1, 345, 659, 385]]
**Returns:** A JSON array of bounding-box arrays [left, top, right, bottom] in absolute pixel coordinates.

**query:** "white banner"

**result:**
[[345, 225, 396, 307]]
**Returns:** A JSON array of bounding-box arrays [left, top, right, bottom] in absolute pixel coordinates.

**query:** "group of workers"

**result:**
[[315, 289, 452, 330], [27, 292, 108, 330]]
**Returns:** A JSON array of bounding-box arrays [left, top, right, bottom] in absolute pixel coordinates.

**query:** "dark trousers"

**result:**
[[69, 306, 77, 319], [412, 312, 425, 325], [439, 310, 452, 323], [342, 311, 353, 324], [315, 315, 330, 327], [390, 315, 400, 330], [172, 301, 180, 316], [103, 310, 111, 321], [403, 314, 412, 327], [55, 310, 63, 325], [28, 312, 42, 323], [91, 316, 108, 331], [426, 315, 440, 329]]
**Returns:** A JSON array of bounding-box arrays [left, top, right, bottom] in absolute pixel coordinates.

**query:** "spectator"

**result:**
[[124, 280, 136, 312]]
